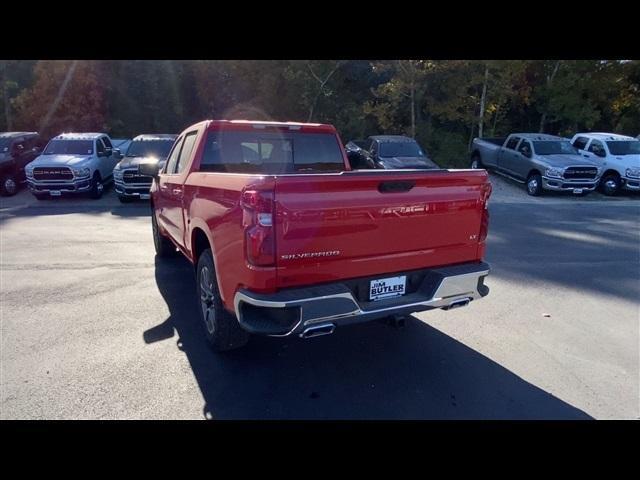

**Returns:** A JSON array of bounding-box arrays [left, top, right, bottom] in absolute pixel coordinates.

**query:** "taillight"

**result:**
[[479, 182, 491, 242], [241, 189, 275, 266]]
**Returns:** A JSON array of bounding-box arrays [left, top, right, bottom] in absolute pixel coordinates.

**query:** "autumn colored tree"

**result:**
[[13, 60, 107, 138]]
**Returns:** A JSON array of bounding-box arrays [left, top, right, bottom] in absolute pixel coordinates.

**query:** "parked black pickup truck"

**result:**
[[0, 132, 42, 196], [346, 135, 438, 170]]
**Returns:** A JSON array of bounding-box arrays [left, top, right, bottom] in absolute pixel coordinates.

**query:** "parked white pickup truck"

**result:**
[[25, 133, 123, 199], [569, 133, 640, 195]]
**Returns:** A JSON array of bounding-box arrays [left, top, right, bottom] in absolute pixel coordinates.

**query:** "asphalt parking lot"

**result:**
[[1, 174, 638, 419]]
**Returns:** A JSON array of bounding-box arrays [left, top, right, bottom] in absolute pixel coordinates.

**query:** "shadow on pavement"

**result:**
[[0, 189, 149, 226], [145, 255, 593, 420], [487, 202, 640, 303]]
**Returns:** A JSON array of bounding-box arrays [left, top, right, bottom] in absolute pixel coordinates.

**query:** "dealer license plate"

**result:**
[[573, 188, 583, 194], [140, 193, 150, 200], [50, 190, 61, 197], [369, 275, 407, 301]]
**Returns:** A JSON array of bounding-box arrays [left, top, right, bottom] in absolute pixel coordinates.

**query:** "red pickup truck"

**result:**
[[141, 120, 491, 351]]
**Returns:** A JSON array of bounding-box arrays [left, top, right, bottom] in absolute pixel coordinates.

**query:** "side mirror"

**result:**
[[113, 148, 123, 160], [104, 147, 113, 157], [139, 159, 161, 178]]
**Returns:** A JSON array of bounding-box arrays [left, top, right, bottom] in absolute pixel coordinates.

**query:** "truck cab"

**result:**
[[25, 133, 123, 199], [0, 132, 41, 196], [570, 133, 640, 195]]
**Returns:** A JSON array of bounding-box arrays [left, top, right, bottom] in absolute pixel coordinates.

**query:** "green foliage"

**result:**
[[2, 60, 638, 166]]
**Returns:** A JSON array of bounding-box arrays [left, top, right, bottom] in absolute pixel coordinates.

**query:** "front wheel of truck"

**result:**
[[526, 173, 542, 196], [88, 173, 104, 199], [197, 249, 250, 352], [0, 174, 19, 196], [151, 210, 176, 257]]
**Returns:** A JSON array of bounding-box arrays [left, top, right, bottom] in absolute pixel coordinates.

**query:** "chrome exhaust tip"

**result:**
[[300, 323, 336, 339], [443, 297, 471, 310]]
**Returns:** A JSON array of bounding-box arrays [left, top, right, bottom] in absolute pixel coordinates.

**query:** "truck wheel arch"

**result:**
[[528, 168, 542, 179], [190, 225, 227, 305], [191, 227, 211, 264], [602, 169, 620, 180]]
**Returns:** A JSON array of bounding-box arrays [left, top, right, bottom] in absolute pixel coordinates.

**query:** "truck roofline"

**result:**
[[201, 119, 337, 134]]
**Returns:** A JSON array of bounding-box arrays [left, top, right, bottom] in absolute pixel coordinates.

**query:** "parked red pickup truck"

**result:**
[[141, 120, 491, 351]]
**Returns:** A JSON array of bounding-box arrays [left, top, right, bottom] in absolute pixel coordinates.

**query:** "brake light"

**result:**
[[241, 189, 275, 266]]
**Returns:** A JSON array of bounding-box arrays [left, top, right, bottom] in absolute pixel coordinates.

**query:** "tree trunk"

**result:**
[[410, 81, 415, 138], [491, 104, 499, 136], [539, 60, 561, 133], [1, 64, 11, 131], [478, 64, 489, 138], [307, 61, 342, 122], [468, 122, 475, 152]]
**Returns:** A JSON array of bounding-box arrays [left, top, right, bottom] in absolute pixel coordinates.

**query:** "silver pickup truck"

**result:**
[[470, 133, 602, 196]]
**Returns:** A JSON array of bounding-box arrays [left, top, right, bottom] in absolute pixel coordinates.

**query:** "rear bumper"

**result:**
[[542, 176, 599, 192], [233, 261, 490, 337]]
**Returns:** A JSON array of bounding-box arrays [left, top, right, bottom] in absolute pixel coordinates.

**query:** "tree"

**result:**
[[13, 61, 107, 137]]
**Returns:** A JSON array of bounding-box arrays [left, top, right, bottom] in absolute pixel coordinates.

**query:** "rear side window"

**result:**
[[572, 137, 589, 150], [175, 132, 198, 174], [199, 131, 344, 173], [164, 136, 183, 174], [505, 137, 520, 150]]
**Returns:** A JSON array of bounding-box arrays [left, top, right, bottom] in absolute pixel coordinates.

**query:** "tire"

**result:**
[[151, 210, 176, 257], [526, 173, 543, 196], [0, 174, 19, 196], [88, 173, 104, 199], [600, 173, 620, 196], [197, 249, 250, 351], [118, 195, 133, 203], [470, 154, 483, 170]]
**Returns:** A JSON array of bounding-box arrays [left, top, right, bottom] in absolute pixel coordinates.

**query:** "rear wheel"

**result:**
[[88, 173, 104, 199], [600, 173, 620, 196], [526, 173, 543, 196], [151, 210, 176, 257], [470, 154, 483, 170], [0, 174, 19, 196], [197, 249, 250, 351]]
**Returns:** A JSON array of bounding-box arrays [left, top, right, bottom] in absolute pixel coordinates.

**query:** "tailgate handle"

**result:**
[[378, 181, 415, 193]]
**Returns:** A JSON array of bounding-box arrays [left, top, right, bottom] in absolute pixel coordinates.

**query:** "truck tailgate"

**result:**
[[274, 169, 490, 289]]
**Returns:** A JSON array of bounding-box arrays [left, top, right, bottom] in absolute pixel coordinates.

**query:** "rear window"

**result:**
[[199, 131, 344, 173], [606, 141, 640, 156]]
